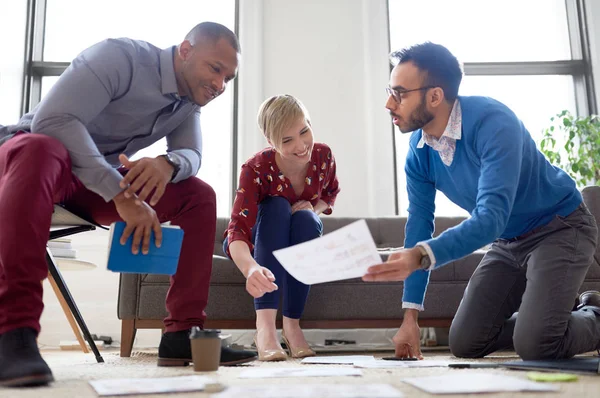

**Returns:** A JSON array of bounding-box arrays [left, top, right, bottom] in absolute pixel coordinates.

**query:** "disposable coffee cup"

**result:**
[[189, 327, 221, 371]]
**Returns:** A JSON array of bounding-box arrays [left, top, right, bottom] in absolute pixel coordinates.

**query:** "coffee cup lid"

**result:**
[[189, 327, 221, 339]]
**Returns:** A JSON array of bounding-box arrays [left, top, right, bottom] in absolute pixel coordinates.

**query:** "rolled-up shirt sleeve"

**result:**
[[225, 164, 264, 256], [320, 148, 339, 214], [30, 39, 134, 201]]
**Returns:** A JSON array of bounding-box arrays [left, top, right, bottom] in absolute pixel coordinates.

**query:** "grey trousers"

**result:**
[[449, 203, 599, 360]]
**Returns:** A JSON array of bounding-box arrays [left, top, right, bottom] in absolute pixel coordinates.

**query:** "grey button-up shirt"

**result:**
[[0, 38, 202, 201]]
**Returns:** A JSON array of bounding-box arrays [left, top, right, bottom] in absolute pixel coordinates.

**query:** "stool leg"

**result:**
[[46, 248, 104, 363], [47, 272, 89, 353]]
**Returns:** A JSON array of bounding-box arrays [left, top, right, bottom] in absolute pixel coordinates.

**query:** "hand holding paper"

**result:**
[[272, 220, 382, 285], [362, 248, 421, 282], [271, 219, 421, 285]]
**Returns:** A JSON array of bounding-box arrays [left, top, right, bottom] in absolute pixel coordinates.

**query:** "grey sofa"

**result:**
[[117, 186, 600, 357]]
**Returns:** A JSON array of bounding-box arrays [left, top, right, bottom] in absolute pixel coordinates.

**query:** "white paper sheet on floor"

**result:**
[[238, 366, 362, 379], [212, 384, 404, 398], [402, 373, 559, 394], [300, 355, 375, 364]]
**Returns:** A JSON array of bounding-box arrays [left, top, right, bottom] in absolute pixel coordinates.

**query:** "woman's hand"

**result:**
[[229, 241, 277, 298], [292, 200, 314, 214], [245, 264, 278, 298]]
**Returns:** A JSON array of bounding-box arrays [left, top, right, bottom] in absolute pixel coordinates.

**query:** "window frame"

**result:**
[[20, 0, 241, 212], [386, 0, 596, 215]]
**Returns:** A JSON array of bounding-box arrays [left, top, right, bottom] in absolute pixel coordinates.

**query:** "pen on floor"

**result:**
[[448, 363, 501, 369]]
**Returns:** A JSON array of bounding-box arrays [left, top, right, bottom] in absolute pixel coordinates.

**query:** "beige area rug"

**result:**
[[2, 349, 600, 397]]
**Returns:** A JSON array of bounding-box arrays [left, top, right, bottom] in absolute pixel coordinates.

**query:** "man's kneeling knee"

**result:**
[[450, 342, 488, 359], [449, 329, 487, 359], [514, 335, 558, 361]]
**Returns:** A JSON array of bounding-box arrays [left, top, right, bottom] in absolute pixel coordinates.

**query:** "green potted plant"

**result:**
[[539, 110, 600, 187]]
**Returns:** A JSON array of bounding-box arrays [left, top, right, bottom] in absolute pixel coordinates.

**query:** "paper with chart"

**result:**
[[272, 219, 382, 285]]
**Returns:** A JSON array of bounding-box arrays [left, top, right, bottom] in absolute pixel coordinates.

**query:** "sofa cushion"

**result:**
[[211, 256, 246, 284], [140, 273, 170, 284], [213, 218, 230, 257]]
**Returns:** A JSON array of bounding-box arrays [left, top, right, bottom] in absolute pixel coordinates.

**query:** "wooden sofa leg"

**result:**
[[120, 319, 136, 357]]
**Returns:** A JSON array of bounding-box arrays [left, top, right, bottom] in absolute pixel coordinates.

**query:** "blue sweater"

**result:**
[[403, 96, 582, 307]]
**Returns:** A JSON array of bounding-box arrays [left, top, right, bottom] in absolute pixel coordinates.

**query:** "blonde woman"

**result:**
[[223, 95, 340, 361]]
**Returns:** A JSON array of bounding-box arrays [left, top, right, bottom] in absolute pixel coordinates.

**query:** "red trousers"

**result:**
[[0, 133, 216, 335]]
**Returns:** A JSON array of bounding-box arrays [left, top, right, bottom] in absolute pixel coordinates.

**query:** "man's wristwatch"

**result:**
[[160, 153, 180, 181], [416, 245, 432, 270]]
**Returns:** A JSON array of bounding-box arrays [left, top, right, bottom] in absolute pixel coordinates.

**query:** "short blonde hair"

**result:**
[[257, 95, 311, 149]]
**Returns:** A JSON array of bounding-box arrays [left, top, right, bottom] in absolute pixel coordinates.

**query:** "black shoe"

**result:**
[[578, 290, 600, 310], [219, 345, 258, 366], [157, 330, 257, 367], [0, 328, 54, 387]]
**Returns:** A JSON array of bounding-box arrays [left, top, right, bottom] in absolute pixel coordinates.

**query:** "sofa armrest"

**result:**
[[117, 273, 141, 320]]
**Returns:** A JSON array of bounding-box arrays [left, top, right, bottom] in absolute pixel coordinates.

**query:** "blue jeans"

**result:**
[[224, 196, 323, 318]]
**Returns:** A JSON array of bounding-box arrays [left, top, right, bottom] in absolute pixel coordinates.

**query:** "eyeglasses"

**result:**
[[386, 86, 435, 104]]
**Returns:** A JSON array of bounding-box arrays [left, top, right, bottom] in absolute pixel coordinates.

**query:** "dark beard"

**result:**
[[399, 94, 434, 134]]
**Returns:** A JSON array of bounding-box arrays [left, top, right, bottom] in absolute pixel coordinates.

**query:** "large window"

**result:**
[[25, 0, 237, 217], [388, 0, 594, 217], [0, 2, 27, 123]]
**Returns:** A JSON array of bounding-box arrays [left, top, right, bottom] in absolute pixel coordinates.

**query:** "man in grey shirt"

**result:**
[[0, 22, 256, 388]]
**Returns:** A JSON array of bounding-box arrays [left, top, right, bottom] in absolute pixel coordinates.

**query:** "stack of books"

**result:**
[[47, 238, 77, 259]]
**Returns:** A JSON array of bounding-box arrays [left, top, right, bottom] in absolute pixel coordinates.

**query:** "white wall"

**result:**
[[238, 0, 395, 217], [0, 0, 27, 123], [34, 0, 396, 349]]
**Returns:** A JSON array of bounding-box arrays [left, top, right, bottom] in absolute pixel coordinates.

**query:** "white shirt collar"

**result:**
[[417, 100, 462, 148]]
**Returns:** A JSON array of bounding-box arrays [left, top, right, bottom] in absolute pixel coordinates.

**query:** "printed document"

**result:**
[[272, 220, 382, 284]]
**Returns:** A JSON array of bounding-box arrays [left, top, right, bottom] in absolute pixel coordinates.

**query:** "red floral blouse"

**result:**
[[225, 142, 340, 255]]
